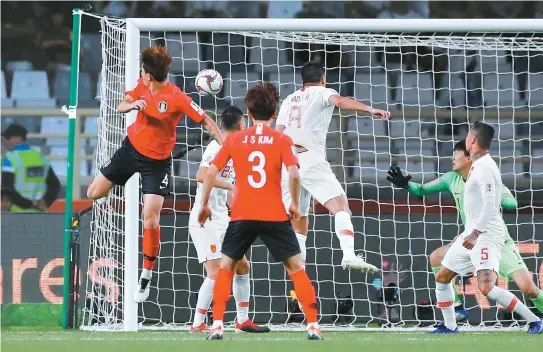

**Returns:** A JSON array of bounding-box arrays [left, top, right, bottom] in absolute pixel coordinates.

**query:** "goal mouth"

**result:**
[[79, 12, 543, 331]]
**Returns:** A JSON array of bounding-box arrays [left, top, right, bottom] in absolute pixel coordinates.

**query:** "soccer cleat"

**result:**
[[190, 323, 209, 333], [527, 319, 543, 334], [341, 254, 378, 274], [307, 323, 324, 340], [235, 320, 270, 333], [206, 326, 224, 340], [454, 306, 469, 322], [429, 322, 459, 334], [133, 277, 150, 303]]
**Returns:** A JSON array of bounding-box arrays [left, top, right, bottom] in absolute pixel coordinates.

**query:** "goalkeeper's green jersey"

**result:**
[[407, 171, 517, 241]]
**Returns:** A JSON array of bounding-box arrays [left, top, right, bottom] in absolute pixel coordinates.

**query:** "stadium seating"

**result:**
[[81, 34, 102, 73], [269, 71, 302, 101], [1, 71, 14, 107], [249, 39, 290, 73], [5, 61, 33, 72], [40, 117, 69, 147], [54, 71, 93, 104], [11, 71, 56, 108], [49, 146, 89, 177], [84, 116, 98, 148], [224, 72, 261, 110], [180, 34, 202, 73], [347, 118, 387, 138]]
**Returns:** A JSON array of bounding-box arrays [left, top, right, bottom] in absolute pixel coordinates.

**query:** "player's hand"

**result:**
[[32, 199, 48, 212], [386, 166, 412, 189], [226, 189, 235, 209], [462, 230, 481, 249], [288, 204, 301, 221], [370, 108, 390, 120], [198, 204, 212, 227], [131, 100, 147, 111]]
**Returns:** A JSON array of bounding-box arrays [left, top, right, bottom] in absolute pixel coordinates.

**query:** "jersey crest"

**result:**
[[158, 101, 168, 113]]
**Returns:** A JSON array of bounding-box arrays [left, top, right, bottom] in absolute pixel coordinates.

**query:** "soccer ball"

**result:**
[[195, 69, 223, 96]]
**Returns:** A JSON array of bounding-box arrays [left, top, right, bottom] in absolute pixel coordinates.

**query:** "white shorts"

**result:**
[[188, 217, 229, 263], [281, 150, 345, 217], [442, 230, 504, 275]]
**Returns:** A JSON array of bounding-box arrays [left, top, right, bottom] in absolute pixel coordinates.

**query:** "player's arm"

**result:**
[[195, 166, 234, 191], [178, 92, 224, 145], [198, 143, 231, 225], [500, 186, 518, 210], [473, 170, 498, 233], [281, 136, 301, 219], [275, 99, 289, 132], [328, 94, 390, 120], [118, 79, 146, 113]]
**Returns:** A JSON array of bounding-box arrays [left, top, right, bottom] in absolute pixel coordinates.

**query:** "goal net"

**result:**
[[82, 15, 543, 331]]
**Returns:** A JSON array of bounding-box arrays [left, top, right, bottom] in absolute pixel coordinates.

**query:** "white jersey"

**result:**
[[464, 153, 507, 238], [190, 140, 234, 224], [276, 85, 338, 156]]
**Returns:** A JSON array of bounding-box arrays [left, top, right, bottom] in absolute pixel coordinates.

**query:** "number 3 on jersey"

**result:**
[[248, 151, 266, 188]]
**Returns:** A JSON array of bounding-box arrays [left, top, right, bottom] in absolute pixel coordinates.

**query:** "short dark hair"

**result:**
[[141, 46, 172, 82], [454, 139, 470, 157], [221, 105, 244, 130], [301, 61, 325, 84], [470, 121, 495, 149], [244, 82, 279, 121], [2, 124, 27, 140]]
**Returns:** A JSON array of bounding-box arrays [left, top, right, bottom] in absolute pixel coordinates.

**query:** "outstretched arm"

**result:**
[[387, 166, 451, 196], [328, 95, 390, 120], [200, 115, 224, 145], [195, 166, 233, 191]]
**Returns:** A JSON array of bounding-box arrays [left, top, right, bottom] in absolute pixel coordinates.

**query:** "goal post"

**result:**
[[81, 12, 543, 332]]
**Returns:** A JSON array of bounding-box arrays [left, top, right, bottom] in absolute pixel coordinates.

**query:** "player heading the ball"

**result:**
[[188, 106, 269, 334], [430, 121, 543, 334], [87, 46, 223, 304], [198, 83, 323, 341], [387, 140, 543, 322], [276, 61, 389, 273]]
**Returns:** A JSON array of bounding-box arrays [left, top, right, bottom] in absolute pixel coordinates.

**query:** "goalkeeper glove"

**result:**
[[386, 166, 412, 189]]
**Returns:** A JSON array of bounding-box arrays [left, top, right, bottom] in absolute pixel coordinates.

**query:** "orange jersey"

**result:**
[[126, 78, 205, 160], [211, 123, 299, 221]]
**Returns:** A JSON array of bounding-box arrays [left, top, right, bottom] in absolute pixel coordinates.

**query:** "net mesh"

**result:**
[[82, 16, 543, 330]]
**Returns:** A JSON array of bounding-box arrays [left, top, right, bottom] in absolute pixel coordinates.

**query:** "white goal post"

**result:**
[[81, 13, 543, 332]]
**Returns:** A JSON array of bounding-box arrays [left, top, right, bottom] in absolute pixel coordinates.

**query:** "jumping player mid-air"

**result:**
[[188, 106, 269, 334], [199, 83, 323, 340], [387, 139, 543, 321], [428, 121, 542, 334], [276, 61, 390, 272], [87, 46, 223, 303]]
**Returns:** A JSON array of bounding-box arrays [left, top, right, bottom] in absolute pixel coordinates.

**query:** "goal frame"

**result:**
[[66, 10, 543, 331]]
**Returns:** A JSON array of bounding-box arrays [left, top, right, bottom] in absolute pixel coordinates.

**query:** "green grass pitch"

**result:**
[[2, 328, 540, 352]]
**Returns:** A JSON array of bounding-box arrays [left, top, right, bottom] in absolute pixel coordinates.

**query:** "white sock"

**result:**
[[141, 268, 152, 280], [296, 233, 307, 268], [487, 286, 539, 323], [334, 211, 355, 257], [193, 278, 214, 326], [212, 320, 223, 329], [233, 274, 250, 324], [435, 282, 457, 330]]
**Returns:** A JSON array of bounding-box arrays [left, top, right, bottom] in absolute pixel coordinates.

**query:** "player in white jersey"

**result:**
[[276, 61, 390, 273], [188, 106, 269, 334], [432, 121, 542, 334]]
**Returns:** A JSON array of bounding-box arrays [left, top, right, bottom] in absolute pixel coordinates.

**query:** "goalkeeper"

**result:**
[[387, 139, 543, 320]]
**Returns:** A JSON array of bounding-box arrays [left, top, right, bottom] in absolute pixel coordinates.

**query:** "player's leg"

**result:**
[[188, 220, 223, 331], [498, 238, 543, 314], [301, 152, 376, 273], [472, 240, 542, 334], [262, 221, 322, 340], [430, 243, 467, 321], [134, 193, 164, 303], [233, 256, 270, 333], [207, 221, 257, 340], [282, 178, 311, 267], [88, 139, 136, 204], [430, 237, 473, 333]]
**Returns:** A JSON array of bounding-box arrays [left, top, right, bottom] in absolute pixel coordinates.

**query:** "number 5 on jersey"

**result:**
[[248, 151, 266, 189]]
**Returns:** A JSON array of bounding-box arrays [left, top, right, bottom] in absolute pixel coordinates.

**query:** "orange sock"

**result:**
[[290, 270, 318, 323], [212, 268, 235, 322], [142, 227, 160, 270]]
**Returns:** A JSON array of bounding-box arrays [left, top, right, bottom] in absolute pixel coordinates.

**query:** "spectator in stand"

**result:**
[[38, 11, 72, 73], [1, 2, 39, 69], [1, 124, 61, 212]]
